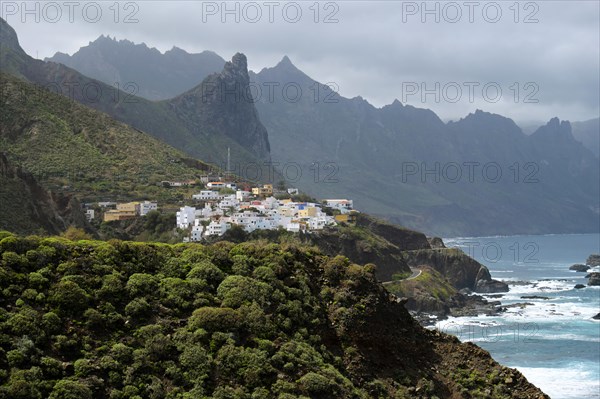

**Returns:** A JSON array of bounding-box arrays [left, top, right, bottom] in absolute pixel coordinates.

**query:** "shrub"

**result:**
[[187, 260, 225, 287], [297, 372, 340, 396], [217, 275, 272, 308], [126, 273, 158, 297], [189, 307, 241, 332], [49, 379, 92, 399], [124, 297, 152, 319], [323, 256, 349, 284], [49, 279, 89, 312]]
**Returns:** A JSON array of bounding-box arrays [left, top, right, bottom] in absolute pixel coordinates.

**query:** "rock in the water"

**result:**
[[475, 279, 509, 293], [586, 254, 600, 267], [587, 272, 600, 286], [569, 264, 590, 272], [521, 295, 551, 300], [574, 284, 586, 289], [593, 313, 600, 320]]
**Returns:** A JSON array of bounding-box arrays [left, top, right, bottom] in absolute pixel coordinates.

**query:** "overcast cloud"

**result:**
[[3, 0, 599, 125]]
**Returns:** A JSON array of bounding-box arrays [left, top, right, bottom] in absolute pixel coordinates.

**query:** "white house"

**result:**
[[286, 222, 302, 233], [324, 199, 353, 214], [218, 195, 239, 210], [263, 196, 279, 209], [206, 182, 226, 189], [205, 220, 230, 236], [236, 190, 252, 201], [190, 223, 204, 242], [193, 190, 223, 201], [176, 206, 196, 229], [139, 201, 158, 216], [198, 204, 214, 219], [85, 209, 95, 221], [287, 188, 299, 195], [308, 216, 334, 230]]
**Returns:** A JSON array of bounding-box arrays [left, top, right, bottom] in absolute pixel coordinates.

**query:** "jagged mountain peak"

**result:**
[[276, 55, 298, 69], [450, 109, 522, 134], [255, 54, 311, 84], [272, 55, 305, 75], [531, 117, 574, 140], [218, 53, 250, 84], [227, 52, 248, 71], [169, 52, 271, 160], [166, 45, 188, 55], [42, 31, 226, 100], [390, 99, 404, 107]]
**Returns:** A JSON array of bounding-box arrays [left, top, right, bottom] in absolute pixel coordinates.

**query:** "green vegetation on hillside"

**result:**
[[0, 234, 548, 398], [386, 268, 456, 302], [0, 73, 214, 202]]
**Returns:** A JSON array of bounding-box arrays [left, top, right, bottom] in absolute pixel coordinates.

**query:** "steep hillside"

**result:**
[[0, 154, 87, 235], [0, 18, 270, 169], [0, 72, 212, 203], [46, 36, 225, 100], [0, 234, 548, 398]]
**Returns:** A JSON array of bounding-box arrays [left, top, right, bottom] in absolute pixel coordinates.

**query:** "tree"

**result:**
[[49, 380, 92, 399], [60, 227, 92, 241], [221, 224, 248, 243], [217, 275, 272, 308], [49, 279, 89, 312], [187, 260, 225, 287], [189, 307, 241, 332], [126, 273, 158, 297]]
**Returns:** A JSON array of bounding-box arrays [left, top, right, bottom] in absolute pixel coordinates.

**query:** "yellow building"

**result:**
[[104, 209, 136, 222], [117, 202, 139, 213], [298, 207, 318, 218], [104, 201, 140, 222], [252, 184, 273, 196], [335, 212, 358, 223]]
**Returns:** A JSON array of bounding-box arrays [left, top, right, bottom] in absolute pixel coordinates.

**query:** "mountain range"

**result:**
[[49, 35, 226, 100], [1, 18, 268, 170], [4, 19, 599, 236]]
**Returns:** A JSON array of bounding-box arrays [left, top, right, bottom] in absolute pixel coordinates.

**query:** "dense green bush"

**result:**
[[0, 234, 440, 398]]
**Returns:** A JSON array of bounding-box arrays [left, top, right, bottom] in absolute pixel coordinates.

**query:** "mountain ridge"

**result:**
[[4, 21, 598, 236], [1, 18, 271, 171]]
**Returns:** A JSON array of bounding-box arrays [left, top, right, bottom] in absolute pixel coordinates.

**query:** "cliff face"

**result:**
[[355, 214, 431, 251], [305, 227, 412, 281], [168, 53, 271, 162], [402, 247, 508, 293], [296, 214, 434, 281]]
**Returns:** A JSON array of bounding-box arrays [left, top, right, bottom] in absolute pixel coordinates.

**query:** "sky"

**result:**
[[3, 0, 599, 125]]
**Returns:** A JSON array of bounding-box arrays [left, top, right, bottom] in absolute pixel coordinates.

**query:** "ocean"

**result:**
[[439, 234, 600, 399]]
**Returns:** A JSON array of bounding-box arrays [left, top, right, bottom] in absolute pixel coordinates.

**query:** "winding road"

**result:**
[[382, 267, 422, 286]]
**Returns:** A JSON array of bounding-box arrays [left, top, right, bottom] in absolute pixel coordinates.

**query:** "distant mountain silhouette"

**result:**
[[47, 35, 225, 100]]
